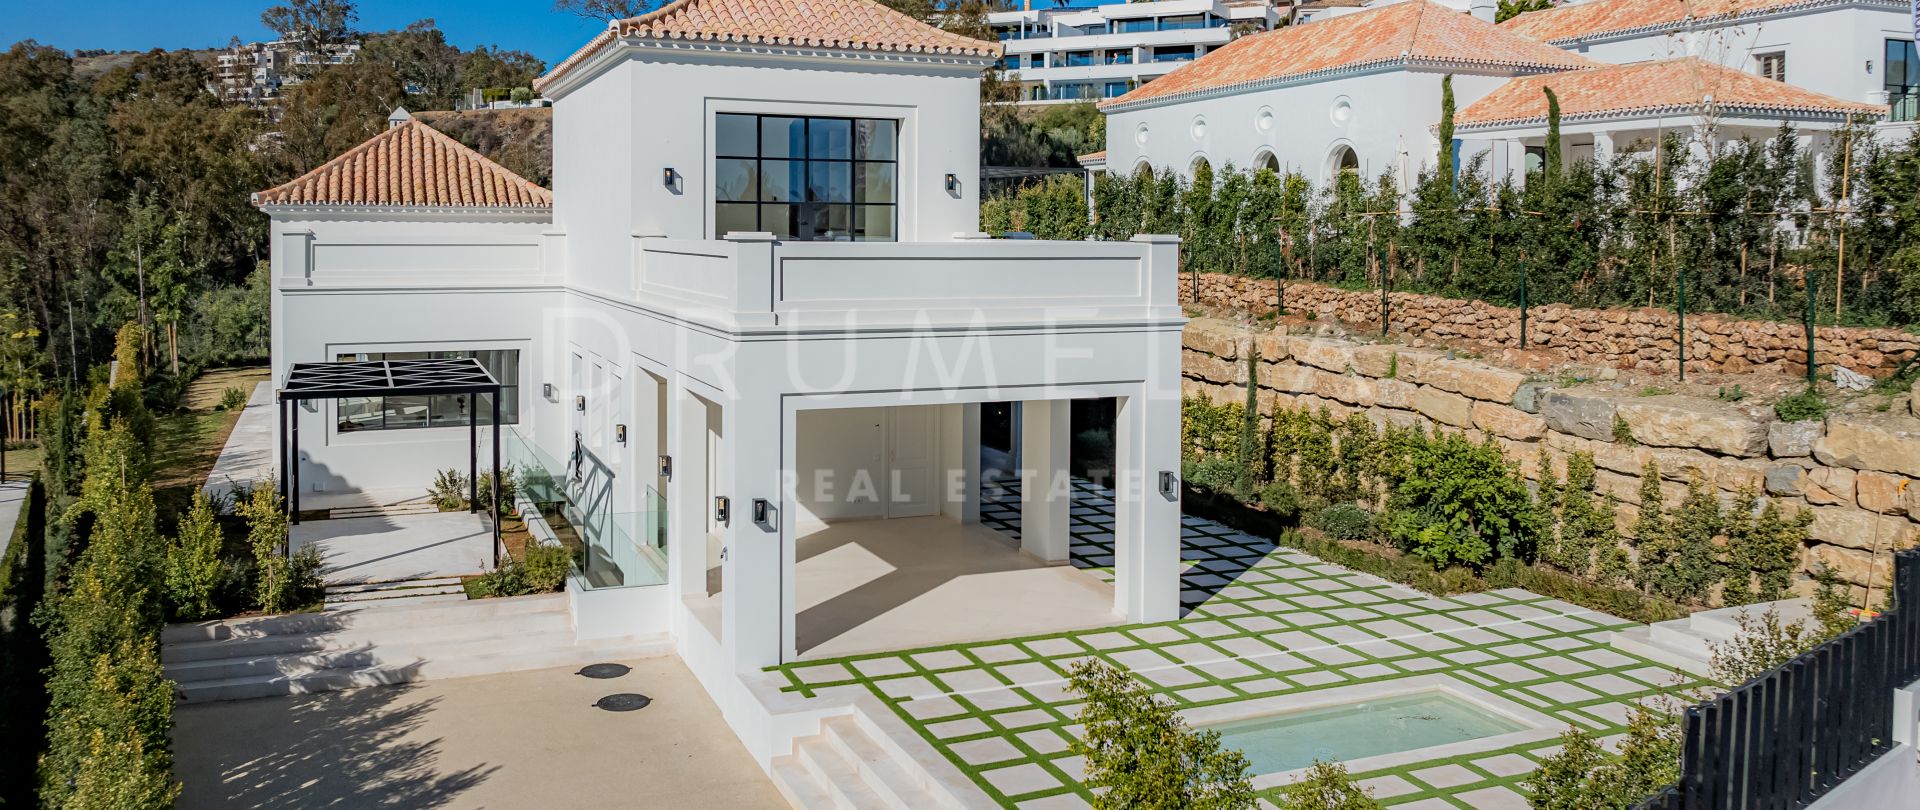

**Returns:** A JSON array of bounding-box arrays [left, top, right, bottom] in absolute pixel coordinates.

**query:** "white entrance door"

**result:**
[[886, 406, 936, 518]]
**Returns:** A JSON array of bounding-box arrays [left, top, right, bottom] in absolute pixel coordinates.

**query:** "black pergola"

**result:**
[[278, 357, 504, 561]]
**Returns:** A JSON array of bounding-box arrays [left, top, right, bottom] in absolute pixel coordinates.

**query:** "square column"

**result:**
[[1019, 399, 1071, 564], [939, 402, 982, 524], [722, 394, 783, 672], [1115, 370, 1181, 622]]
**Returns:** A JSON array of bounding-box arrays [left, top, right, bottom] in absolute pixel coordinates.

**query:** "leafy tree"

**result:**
[[275, 59, 408, 176], [360, 19, 462, 109], [1385, 431, 1540, 568], [553, 0, 656, 19], [1721, 489, 1809, 604], [1067, 659, 1257, 810], [1275, 760, 1380, 809], [1639, 475, 1723, 603], [262, 0, 360, 55], [164, 491, 224, 621], [1525, 702, 1681, 809], [236, 484, 293, 613], [1497, 0, 1554, 22]]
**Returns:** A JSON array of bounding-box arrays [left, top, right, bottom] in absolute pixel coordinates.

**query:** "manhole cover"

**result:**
[[595, 693, 653, 712], [578, 663, 632, 680]]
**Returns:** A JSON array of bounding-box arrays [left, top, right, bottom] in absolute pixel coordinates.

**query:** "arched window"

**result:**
[[1190, 155, 1212, 178], [1254, 150, 1280, 173], [1331, 145, 1359, 174]]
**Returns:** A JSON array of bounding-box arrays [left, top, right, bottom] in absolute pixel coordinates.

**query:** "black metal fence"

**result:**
[[1639, 549, 1920, 809]]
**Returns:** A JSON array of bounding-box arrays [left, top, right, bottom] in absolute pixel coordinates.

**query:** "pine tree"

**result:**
[[1542, 86, 1562, 185], [1437, 74, 1455, 178]]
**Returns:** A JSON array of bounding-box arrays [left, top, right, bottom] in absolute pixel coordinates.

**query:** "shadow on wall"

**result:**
[[171, 675, 496, 810]]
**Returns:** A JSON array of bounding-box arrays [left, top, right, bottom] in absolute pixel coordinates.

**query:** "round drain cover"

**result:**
[[578, 663, 632, 680], [595, 693, 653, 712]]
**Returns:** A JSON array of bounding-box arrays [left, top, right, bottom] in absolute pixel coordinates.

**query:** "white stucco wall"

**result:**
[[549, 47, 984, 299], [1104, 68, 1511, 186], [1548, 4, 1908, 106]]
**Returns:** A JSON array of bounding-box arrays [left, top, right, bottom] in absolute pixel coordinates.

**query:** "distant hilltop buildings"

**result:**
[[214, 38, 360, 106]]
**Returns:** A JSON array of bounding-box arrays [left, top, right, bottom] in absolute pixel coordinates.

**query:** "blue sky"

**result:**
[[8, 0, 1125, 68], [8, 1, 615, 67]]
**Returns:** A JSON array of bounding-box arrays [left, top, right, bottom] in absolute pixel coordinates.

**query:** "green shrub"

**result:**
[[217, 385, 248, 411], [1066, 659, 1257, 810], [235, 485, 297, 613], [1384, 431, 1538, 568], [1773, 387, 1829, 422], [476, 465, 522, 517], [1257, 480, 1304, 520], [464, 564, 527, 599], [1721, 489, 1809, 604], [1182, 456, 1244, 496], [1637, 474, 1724, 604], [163, 491, 225, 621], [1525, 703, 1681, 810], [1275, 759, 1380, 809], [1308, 503, 1375, 542], [428, 468, 470, 512], [521, 543, 572, 592], [1716, 384, 1747, 402], [1612, 414, 1636, 445]]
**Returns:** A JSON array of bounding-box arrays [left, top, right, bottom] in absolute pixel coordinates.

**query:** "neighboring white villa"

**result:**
[[1096, 0, 1597, 186], [1098, 0, 1899, 184], [987, 0, 1281, 104], [259, 0, 1185, 768]]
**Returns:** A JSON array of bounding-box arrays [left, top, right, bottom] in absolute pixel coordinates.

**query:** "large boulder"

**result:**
[[1472, 401, 1546, 441], [1814, 413, 1920, 477], [1418, 358, 1526, 403], [1512, 381, 1553, 414], [1541, 390, 1620, 442], [1798, 467, 1856, 507], [1375, 378, 1419, 410], [1289, 338, 1355, 374], [1807, 507, 1918, 551], [1311, 369, 1376, 407], [1263, 363, 1316, 396], [1183, 319, 1243, 360], [1413, 386, 1474, 428], [1808, 543, 1894, 590], [1767, 420, 1823, 458], [1185, 352, 1242, 385], [1349, 344, 1400, 378], [1854, 470, 1913, 516], [1615, 396, 1771, 457]]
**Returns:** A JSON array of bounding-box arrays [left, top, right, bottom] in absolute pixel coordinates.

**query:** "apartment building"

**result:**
[[989, 0, 1281, 104], [214, 39, 360, 106]]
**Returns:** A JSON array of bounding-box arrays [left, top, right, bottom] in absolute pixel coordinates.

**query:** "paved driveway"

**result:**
[[172, 656, 787, 810]]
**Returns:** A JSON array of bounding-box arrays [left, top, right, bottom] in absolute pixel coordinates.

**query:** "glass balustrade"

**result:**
[[504, 427, 668, 589]]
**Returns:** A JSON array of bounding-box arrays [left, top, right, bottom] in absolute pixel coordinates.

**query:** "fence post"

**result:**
[[1806, 266, 1818, 384], [1518, 257, 1529, 349], [1676, 263, 1688, 383]]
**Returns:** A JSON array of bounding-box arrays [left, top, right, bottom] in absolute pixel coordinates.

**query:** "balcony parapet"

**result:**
[[632, 232, 1183, 332]]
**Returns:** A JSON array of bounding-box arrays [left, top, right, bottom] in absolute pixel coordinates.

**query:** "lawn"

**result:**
[[773, 483, 1711, 809], [152, 367, 268, 522]]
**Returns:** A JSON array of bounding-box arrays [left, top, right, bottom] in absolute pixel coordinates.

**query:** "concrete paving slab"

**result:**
[[293, 511, 493, 585]]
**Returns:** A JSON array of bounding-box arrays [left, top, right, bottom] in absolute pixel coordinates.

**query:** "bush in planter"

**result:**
[[1308, 503, 1375, 542], [521, 543, 571, 592], [476, 464, 524, 517], [1275, 759, 1380, 809], [428, 468, 470, 512], [1066, 658, 1256, 810]]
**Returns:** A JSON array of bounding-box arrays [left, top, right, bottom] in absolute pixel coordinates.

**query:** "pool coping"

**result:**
[[1181, 673, 1564, 790]]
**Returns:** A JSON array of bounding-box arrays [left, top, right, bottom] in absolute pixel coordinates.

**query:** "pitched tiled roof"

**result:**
[[1499, 0, 1881, 43], [537, 0, 1000, 92], [254, 119, 552, 209], [1455, 57, 1886, 128], [1101, 0, 1596, 112]]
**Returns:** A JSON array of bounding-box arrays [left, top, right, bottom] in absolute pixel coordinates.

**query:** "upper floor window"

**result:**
[[1159, 14, 1211, 30], [1113, 17, 1155, 33], [335, 349, 521, 431], [1755, 51, 1786, 83], [1153, 45, 1196, 63], [1104, 49, 1132, 65], [1886, 40, 1918, 122], [714, 114, 898, 242], [1064, 51, 1095, 67]]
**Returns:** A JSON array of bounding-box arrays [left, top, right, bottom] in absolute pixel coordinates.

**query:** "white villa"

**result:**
[[258, 0, 1185, 771], [1098, 0, 1899, 185]]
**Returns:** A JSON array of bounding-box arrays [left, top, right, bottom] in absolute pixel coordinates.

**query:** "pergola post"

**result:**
[[277, 392, 288, 512], [290, 397, 301, 526], [492, 393, 501, 569], [469, 402, 479, 514]]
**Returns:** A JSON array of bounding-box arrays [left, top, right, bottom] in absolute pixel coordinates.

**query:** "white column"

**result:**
[[721, 392, 782, 672], [1592, 131, 1615, 165], [668, 383, 710, 603], [1115, 377, 1181, 623], [1019, 398, 1070, 563], [939, 402, 982, 524]]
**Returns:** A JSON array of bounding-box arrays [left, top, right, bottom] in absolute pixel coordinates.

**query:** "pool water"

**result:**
[[1207, 691, 1526, 774]]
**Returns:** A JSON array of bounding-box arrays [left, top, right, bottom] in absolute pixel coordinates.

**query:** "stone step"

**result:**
[[161, 591, 566, 645], [1610, 626, 1712, 678], [820, 717, 940, 810], [771, 756, 836, 810], [325, 576, 464, 595], [1688, 598, 1813, 640], [162, 597, 569, 663], [798, 737, 891, 810], [163, 617, 579, 682], [324, 584, 467, 604], [171, 633, 671, 704]]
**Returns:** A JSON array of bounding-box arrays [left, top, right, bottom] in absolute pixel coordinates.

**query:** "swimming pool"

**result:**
[[1207, 690, 1529, 774]]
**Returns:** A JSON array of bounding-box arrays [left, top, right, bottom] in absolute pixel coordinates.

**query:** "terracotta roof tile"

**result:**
[[1101, 0, 1596, 112], [1499, 0, 1866, 43], [538, 0, 999, 92], [254, 119, 552, 209], [1455, 57, 1886, 128]]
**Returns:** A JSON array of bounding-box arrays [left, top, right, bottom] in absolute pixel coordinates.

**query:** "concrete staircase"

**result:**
[[323, 576, 467, 607], [1612, 597, 1813, 678], [772, 715, 961, 810], [163, 592, 670, 703]]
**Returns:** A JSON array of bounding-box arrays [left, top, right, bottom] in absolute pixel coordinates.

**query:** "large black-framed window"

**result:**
[[1887, 40, 1918, 122], [334, 349, 520, 431], [714, 113, 898, 242]]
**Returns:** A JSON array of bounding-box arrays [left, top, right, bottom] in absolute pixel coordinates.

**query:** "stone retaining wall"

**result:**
[[1182, 317, 1920, 594], [1179, 272, 1920, 378]]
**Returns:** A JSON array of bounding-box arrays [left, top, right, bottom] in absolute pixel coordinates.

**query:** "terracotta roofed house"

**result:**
[[1098, 0, 1597, 186], [1452, 56, 1886, 173], [1499, 0, 1912, 120]]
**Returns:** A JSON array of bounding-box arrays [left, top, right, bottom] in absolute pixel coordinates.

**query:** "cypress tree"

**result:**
[[1438, 75, 1455, 178], [1542, 86, 1562, 184]]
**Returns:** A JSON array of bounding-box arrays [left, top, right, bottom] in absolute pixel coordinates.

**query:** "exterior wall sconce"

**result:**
[[944, 173, 960, 194], [658, 454, 672, 480], [752, 497, 774, 530], [714, 495, 730, 525], [1159, 471, 1178, 499], [575, 395, 586, 412], [663, 167, 678, 187], [615, 424, 627, 445], [542, 383, 554, 400]]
